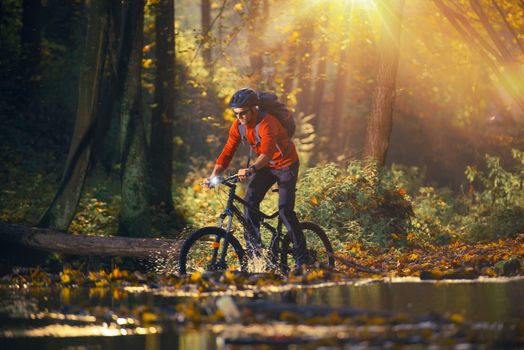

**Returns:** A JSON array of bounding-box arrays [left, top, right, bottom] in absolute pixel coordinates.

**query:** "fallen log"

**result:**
[[0, 221, 182, 259]]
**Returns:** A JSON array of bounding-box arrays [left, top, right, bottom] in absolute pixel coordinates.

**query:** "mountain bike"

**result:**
[[178, 174, 334, 275]]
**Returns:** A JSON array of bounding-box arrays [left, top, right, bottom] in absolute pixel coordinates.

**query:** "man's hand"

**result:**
[[237, 167, 253, 181], [205, 165, 225, 188]]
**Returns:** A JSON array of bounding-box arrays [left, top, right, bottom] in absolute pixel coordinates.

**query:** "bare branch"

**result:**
[[469, 0, 515, 63], [433, 0, 524, 111], [190, 0, 229, 66], [492, 0, 524, 55], [433, 0, 502, 61]]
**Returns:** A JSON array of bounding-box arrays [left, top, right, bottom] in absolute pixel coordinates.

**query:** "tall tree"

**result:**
[[328, 4, 352, 160], [247, 0, 269, 79], [295, 18, 315, 116], [38, 0, 110, 230], [311, 19, 328, 133], [282, 37, 298, 104], [201, 0, 212, 73], [19, 0, 42, 121], [118, 0, 150, 237], [150, 0, 175, 212], [363, 0, 405, 166]]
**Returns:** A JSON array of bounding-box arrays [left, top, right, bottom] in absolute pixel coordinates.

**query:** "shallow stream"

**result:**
[[0, 277, 522, 349]]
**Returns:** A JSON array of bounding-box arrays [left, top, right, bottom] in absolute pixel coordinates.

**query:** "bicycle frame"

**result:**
[[214, 180, 283, 268]]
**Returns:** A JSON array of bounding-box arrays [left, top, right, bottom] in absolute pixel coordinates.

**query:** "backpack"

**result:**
[[237, 91, 294, 166], [237, 91, 295, 144], [257, 91, 295, 138]]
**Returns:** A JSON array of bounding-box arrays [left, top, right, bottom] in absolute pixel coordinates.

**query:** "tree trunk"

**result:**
[[362, 0, 405, 166], [38, 0, 110, 230], [282, 45, 298, 105], [311, 32, 328, 133], [328, 6, 352, 161], [151, 0, 175, 212], [0, 222, 180, 259], [20, 0, 42, 122], [295, 20, 315, 116], [247, 0, 268, 80], [201, 0, 212, 73], [91, 1, 130, 173], [118, 0, 151, 237]]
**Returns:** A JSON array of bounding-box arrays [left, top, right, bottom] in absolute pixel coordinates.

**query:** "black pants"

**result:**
[[243, 161, 308, 264]]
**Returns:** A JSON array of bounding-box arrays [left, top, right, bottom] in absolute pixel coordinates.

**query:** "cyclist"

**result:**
[[206, 88, 311, 269]]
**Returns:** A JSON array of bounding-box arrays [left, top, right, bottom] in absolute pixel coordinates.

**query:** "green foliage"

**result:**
[[461, 150, 524, 241], [295, 160, 413, 247], [410, 186, 455, 245], [69, 180, 121, 237]]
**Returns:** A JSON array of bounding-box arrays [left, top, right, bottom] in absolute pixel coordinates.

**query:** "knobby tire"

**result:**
[[178, 227, 246, 275], [280, 221, 335, 271]]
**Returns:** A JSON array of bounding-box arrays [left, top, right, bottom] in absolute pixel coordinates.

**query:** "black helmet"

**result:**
[[229, 88, 258, 108]]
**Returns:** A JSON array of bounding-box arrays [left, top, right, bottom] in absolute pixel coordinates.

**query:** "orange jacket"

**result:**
[[216, 112, 298, 169]]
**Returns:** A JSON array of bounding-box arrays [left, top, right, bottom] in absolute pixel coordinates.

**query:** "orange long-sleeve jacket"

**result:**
[[216, 112, 298, 169]]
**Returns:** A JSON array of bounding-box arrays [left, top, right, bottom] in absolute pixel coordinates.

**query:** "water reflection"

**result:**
[[0, 278, 523, 349], [273, 279, 524, 322], [1, 332, 216, 350]]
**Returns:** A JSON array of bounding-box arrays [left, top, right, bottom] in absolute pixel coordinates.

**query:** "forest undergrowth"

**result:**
[[1, 150, 523, 279]]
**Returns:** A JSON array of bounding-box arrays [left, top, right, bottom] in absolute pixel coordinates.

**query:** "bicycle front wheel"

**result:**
[[178, 227, 246, 275], [280, 221, 335, 271]]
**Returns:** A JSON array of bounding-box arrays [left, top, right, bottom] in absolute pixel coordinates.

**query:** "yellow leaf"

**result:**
[[193, 183, 202, 192], [224, 270, 235, 281], [233, 3, 243, 11], [190, 271, 202, 282], [111, 267, 121, 279], [449, 313, 464, 324], [61, 274, 71, 284], [142, 311, 158, 323], [95, 279, 109, 287], [409, 253, 419, 260], [60, 288, 71, 304], [142, 58, 153, 68], [310, 196, 319, 205]]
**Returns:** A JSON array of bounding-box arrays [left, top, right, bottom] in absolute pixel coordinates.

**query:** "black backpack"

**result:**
[[237, 91, 295, 144], [256, 91, 295, 138], [237, 91, 294, 166]]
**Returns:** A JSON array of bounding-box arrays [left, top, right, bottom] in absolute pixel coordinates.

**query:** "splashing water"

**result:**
[[246, 249, 274, 273], [148, 247, 179, 276]]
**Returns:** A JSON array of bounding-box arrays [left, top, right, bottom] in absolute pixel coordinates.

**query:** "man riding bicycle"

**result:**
[[206, 88, 311, 269]]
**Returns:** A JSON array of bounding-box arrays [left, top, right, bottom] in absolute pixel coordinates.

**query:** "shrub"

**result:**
[[296, 159, 413, 247], [461, 149, 524, 241]]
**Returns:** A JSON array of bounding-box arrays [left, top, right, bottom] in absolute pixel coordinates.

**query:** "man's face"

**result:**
[[233, 107, 253, 125]]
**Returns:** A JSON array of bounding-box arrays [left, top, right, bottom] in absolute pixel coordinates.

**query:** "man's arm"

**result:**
[[210, 163, 225, 178], [206, 122, 240, 187], [237, 153, 270, 181]]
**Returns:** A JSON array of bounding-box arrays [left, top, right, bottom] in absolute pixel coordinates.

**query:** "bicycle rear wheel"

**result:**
[[178, 227, 246, 275], [280, 221, 335, 272]]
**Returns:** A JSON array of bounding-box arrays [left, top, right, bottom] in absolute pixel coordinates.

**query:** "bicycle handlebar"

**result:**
[[208, 174, 241, 188]]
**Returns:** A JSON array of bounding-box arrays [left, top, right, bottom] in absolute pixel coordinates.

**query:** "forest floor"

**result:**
[[1, 234, 522, 348]]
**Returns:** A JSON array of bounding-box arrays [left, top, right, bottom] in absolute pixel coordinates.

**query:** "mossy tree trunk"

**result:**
[[38, 0, 110, 231], [150, 0, 175, 213], [118, 0, 151, 237]]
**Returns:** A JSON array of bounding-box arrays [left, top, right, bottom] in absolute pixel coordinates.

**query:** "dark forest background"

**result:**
[[1, 0, 523, 244]]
